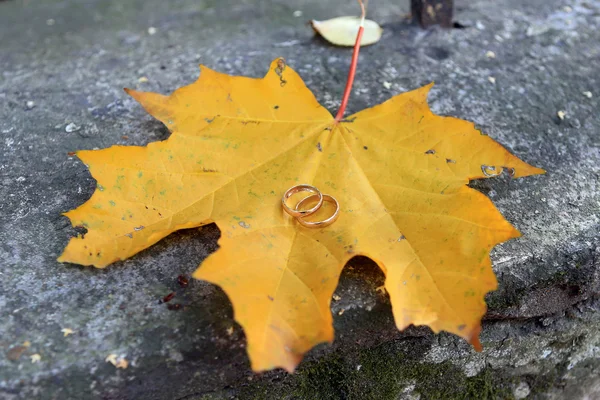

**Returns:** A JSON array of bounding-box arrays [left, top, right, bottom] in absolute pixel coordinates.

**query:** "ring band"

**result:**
[[281, 184, 323, 218], [295, 194, 340, 228]]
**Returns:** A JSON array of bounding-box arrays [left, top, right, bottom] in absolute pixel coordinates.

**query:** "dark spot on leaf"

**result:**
[[446, 158, 456, 163], [70, 225, 87, 239], [316, 142, 323, 152], [457, 324, 466, 331], [425, 149, 436, 155], [274, 58, 287, 87], [242, 120, 261, 126], [363, 146, 368, 150], [267, 295, 274, 301], [273, 105, 279, 110]]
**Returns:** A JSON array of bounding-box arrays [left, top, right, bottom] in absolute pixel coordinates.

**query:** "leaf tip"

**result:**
[[123, 87, 145, 104], [511, 230, 523, 241], [469, 325, 483, 352], [249, 354, 301, 374], [511, 162, 545, 179], [471, 336, 483, 352], [268, 57, 288, 74], [123, 87, 140, 98], [528, 166, 546, 176], [417, 82, 435, 106]]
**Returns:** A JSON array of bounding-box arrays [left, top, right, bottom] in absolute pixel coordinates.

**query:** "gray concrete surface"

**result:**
[[0, 0, 599, 399]]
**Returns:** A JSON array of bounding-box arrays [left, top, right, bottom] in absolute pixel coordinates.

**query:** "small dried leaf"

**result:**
[[311, 17, 382, 47], [116, 358, 129, 369], [106, 353, 128, 369], [61, 328, 75, 337]]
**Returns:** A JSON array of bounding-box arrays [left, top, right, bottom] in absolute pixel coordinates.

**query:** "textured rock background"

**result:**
[[0, 0, 599, 399]]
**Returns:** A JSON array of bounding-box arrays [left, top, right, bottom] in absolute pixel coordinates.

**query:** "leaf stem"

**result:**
[[334, 0, 367, 122]]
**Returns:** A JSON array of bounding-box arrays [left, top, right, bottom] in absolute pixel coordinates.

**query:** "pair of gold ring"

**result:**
[[281, 184, 340, 228]]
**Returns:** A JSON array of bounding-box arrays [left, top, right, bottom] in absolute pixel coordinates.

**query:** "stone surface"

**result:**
[[1, 0, 599, 399]]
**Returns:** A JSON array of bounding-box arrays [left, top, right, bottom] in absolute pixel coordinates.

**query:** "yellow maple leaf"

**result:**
[[59, 58, 543, 372]]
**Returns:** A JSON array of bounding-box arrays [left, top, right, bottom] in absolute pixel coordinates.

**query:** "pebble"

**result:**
[[557, 110, 566, 120], [293, 10, 303, 17], [65, 122, 80, 133], [488, 76, 496, 84], [514, 382, 531, 399], [486, 50, 496, 59], [148, 26, 157, 35], [583, 91, 592, 98], [25, 101, 35, 110], [382, 81, 392, 89], [527, 25, 550, 37]]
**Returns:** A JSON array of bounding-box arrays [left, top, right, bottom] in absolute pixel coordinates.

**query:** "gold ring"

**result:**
[[281, 184, 323, 218], [295, 194, 340, 228]]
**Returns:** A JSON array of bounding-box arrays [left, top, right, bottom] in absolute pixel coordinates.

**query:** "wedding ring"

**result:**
[[281, 184, 323, 218], [295, 194, 340, 228]]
